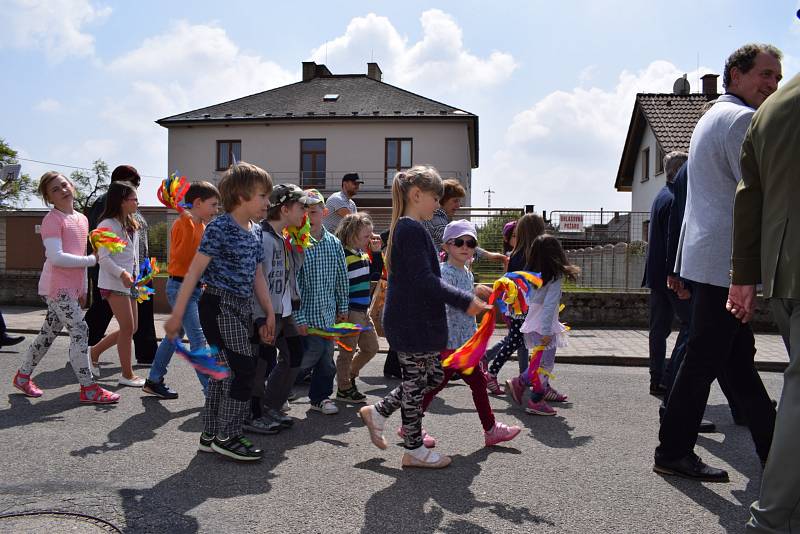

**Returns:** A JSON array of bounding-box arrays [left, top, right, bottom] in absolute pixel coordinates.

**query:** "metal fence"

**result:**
[[544, 210, 650, 291]]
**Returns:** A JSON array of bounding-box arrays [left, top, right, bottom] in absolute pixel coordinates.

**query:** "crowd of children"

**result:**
[[12, 162, 579, 467]]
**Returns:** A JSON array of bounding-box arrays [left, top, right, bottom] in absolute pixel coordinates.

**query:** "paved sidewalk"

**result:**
[[2, 305, 788, 371]]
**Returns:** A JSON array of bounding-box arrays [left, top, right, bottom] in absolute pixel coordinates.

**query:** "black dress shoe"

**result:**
[[698, 419, 717, 433], [0, 334, 24, 348], [649, 382, 667, 397], [653, 453, 729, 482]]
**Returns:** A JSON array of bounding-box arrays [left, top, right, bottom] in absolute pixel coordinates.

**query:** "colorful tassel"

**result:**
[[89, 227, 127, 254], [172, 339, 230, 379], [132, 257, 160, 302], [283, 213, 313, 252], [442, 270, 543, 375], [157, 172, 191, 212], [307, 323, 371, 339]]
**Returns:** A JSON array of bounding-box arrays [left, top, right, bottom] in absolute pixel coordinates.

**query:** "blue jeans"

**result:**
[[300, 336, 335, 404], [149, 278, 209, 393]]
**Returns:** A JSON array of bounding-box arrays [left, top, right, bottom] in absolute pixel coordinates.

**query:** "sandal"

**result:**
[[359, 405, 387, 450], [13, 372, 43, 398], [80, 384, 120, 404]]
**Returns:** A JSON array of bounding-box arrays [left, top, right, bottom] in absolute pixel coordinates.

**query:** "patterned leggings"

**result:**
[[19, 294, 93, 387], [375, 351, 444, 449], [488, 317, 525, 376], [199, 288, 255, 440]]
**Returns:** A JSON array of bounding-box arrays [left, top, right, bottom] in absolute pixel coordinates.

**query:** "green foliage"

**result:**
[[70, 159, 110, 214], [471, 211, 522, 283], [0, 138, 36, 209], [147, 221, 169, 264]]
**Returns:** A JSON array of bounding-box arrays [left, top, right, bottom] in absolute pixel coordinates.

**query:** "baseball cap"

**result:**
[[269, 184, 311, 207], [342, 173, 364, 184], [303, 188, 325, 205], [442, 219, 477, 243]]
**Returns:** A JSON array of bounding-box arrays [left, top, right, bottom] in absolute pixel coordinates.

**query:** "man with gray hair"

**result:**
[[643, 151, 689, 398], [654, 43, 782, 482]]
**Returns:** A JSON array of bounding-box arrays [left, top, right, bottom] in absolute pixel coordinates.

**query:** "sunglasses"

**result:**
[[449, 237, 477, 248]]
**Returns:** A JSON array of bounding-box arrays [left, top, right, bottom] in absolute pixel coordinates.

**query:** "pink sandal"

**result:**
[[13, 372, 43, 398], [80, 384, 120, 404]]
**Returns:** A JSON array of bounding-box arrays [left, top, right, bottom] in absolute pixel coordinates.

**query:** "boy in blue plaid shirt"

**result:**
[[296, 190, 349, 414]]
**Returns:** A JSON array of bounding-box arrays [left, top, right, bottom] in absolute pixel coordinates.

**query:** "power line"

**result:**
[[14, 157, 165, 180]]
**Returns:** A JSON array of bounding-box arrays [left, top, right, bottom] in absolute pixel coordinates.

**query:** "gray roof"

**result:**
[[156, 74, 479, 166], [615, 93, 716, 191]]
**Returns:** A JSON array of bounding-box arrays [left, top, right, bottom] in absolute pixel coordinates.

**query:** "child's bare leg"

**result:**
[[107, 295, 136, 378]]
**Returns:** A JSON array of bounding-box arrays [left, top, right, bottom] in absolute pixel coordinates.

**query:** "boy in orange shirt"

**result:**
[[143, 181, 220, 399]]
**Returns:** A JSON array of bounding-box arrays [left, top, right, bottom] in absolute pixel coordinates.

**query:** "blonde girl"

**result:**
[[91, 180, 143, 387], [12, 172, 119, 403], [359, 165, 487, 469]]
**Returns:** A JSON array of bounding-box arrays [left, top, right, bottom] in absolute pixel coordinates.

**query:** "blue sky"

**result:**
[[3, 0, 798, 211]]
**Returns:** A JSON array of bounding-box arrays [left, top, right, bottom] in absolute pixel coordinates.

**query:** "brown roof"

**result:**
[[615, 93, 717, 191]]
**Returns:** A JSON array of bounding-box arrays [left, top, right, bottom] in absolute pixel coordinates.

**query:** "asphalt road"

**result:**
[[0, 338, 783, 533]]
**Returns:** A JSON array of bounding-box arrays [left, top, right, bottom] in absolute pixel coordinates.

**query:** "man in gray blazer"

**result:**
[[728, 73, 800, 532], [654, 43, 782, 482]]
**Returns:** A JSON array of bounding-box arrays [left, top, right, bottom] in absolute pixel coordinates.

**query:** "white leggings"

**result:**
[[19, 294, 93, 387]]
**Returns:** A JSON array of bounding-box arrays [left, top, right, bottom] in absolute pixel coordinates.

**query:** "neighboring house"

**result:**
[[156, 61, 479, 209], [614, 74, 719, 240]]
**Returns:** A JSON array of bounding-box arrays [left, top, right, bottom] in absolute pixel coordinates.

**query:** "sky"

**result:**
[[2, 0, 798, 212]]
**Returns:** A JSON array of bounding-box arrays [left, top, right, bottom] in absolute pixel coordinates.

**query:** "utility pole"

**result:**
[[483, 187, 495, 208]]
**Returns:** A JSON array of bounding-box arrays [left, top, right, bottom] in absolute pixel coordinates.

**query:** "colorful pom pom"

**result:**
[[283, 213, 313, 253], [157, 172, 191, 212], [89, 227, 127, 254]]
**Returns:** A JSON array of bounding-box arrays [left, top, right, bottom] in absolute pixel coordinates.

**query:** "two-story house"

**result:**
[[156, 61, 479, 209]]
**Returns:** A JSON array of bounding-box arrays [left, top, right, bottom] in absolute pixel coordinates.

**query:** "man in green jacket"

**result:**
[[728, 73, 800, 533]]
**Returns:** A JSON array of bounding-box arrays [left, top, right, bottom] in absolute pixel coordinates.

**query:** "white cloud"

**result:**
[[34, 98, 62, 112], [478, 61, 714, 212], [4, 0, 111, 61], [310, 10, 516, 95]]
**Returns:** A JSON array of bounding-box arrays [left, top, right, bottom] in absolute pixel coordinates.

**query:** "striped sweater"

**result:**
[[343, 247, 371, 311]]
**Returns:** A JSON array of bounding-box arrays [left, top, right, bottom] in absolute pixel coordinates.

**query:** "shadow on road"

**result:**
[[1, 391, 117, 430], [355, 447, 554, 533]]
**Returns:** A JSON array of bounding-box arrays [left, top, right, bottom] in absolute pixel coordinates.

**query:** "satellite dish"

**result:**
[[673, 76, 690, 95], [0, 164, 21, 189]]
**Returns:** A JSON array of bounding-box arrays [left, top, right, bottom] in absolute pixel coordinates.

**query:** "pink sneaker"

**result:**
[[80, 384, 120, 404], [12, 372, 42, 398], [505, 376, 524, 405], [544, 385, 568, 403], [486, 374, 505, 395], [397, 426, 437, 448], [484, 421, 522, 447], [525, 398, 556, 416]]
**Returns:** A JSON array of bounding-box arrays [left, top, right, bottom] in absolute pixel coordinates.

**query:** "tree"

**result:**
[[71, 159, 110, 214], [0, 138, 36, 209]]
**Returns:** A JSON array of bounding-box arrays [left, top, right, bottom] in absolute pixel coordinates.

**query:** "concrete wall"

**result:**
[[631, 126, 667, 236], [165, 119, 474, 205]]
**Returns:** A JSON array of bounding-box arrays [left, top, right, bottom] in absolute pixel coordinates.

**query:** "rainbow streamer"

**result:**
[[525, 345, 547, 393], [133, 257, 160, 302], [134, 285, 155, 304], [307, 322, 371, 339], [442, 271, 543, 375], [89, 227, 127, 254], [157, 172, 191, 212], [173, 339, 229, 379], [283, 213, 313, 252]]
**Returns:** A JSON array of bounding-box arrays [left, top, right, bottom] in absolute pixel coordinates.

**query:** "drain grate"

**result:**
[[0, 511, 122, 533]]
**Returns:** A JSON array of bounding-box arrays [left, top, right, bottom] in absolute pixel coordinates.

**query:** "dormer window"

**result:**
[[323, 94, 339, 102]]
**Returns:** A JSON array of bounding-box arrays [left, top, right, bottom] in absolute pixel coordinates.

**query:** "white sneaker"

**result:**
[[310, 398, 339, 415], [118, 375, 146, 388]]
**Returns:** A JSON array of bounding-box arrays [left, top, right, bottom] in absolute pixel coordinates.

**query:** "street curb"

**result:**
[[8, 328, 786, 372]]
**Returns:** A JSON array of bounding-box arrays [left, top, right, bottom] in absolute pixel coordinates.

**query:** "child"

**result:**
[[295, 192, 349, 415], [244, 184, 309, 435], [358, 165, 487, 469], [91, 180, 143, 387], [419, 220, 521, 447], [506, 234, 579, 415], [484, 213, 546, 395], [164, 162, 275, 462], [143, 181, 220, 399], [12, 172, 119, 403], [334, 212, 381, 403]]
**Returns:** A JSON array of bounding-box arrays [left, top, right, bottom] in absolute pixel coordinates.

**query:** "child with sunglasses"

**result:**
[[415, 220, 521, 447]]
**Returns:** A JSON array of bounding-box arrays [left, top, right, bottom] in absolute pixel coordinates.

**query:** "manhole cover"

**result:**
[[0, 511, 121, 533]]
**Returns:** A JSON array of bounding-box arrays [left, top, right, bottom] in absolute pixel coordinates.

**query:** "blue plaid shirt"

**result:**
[[295, 227, 349, 328]]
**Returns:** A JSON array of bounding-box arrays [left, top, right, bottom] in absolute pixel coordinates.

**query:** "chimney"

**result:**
[[701, 73, 719, 96], [302, 61, 316, 82], [367, 62, 382, 82]]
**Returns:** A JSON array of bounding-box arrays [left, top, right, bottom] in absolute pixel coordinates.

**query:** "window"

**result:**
[[385, 138, 412, 186], [216, 140, 241, 171], [641, 147, 650, 182], [655, 144, 665, 175], [300, 139, 326, 188]]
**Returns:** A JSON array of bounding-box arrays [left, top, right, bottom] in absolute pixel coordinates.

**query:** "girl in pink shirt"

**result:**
[[13, 172, 120, 404]]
